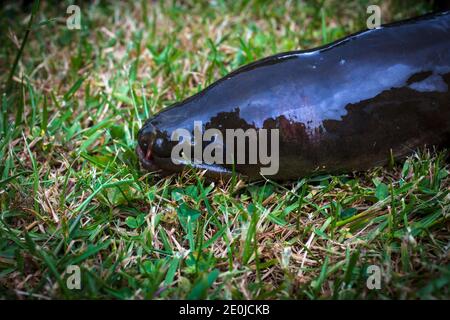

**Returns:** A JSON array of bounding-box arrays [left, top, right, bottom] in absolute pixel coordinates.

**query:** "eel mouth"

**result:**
[[136, 143, 160, 172], [136, 143, 183, 174]]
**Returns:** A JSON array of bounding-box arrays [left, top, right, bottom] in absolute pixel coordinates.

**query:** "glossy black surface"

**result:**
[[138, 11, 450, 181]]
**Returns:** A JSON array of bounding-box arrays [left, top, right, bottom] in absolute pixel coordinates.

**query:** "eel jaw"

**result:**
[[136, 144, 160, 172], [136, 144, 242, 180], [136, 143, 181, 174]]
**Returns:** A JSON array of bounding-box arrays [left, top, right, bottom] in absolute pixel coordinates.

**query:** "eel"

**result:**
[[137, 11, 450, 181]]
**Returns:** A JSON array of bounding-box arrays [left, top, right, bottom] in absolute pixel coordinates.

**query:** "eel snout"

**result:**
[[137, 125, 157, 171]]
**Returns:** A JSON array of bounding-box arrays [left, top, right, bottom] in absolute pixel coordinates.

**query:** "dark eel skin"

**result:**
[[137, 11, 450, 181]]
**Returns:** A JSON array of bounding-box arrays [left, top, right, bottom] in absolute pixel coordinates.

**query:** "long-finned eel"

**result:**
[[137, 11, 450, 181]]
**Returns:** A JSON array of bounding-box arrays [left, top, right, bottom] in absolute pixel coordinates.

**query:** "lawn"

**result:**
[[0, 0, 449, 299]]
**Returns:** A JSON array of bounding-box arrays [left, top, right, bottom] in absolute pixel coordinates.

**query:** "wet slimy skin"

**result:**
[[137, 11, 450, 181]]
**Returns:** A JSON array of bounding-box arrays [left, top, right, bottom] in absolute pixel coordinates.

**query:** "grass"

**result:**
[[0, 0, 449, 299]]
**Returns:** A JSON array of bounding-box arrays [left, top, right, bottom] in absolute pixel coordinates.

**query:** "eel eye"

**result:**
[[154, 138, 164, 149], [152, 137, 172, 158], [139, 135, 151, 150], [138, 130, 154, 160]]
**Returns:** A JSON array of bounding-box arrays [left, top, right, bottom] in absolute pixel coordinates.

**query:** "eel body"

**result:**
[[137, 11, 450, 181]]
